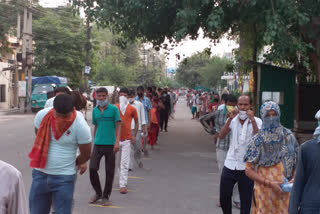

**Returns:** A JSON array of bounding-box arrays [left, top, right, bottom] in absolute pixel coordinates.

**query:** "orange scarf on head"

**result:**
[[28, 108, 77, 169]]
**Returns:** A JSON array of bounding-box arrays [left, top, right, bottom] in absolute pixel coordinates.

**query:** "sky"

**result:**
[[39, 0, 238, 69]]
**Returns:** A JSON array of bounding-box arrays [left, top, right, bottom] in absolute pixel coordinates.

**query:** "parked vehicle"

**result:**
[[30, 76, 68, 112]]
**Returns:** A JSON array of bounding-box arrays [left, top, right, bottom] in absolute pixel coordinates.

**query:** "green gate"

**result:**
[[257, 64, 296, 129]]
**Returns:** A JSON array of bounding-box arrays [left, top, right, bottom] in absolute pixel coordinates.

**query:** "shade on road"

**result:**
[[0, 99, 239, 214]]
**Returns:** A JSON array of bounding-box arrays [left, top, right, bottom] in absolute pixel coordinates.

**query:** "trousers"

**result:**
[[116, 140, 131, 187], [89, 145, 115, 199], [216, 149, 240, 203], [220, 166, 253, 214]]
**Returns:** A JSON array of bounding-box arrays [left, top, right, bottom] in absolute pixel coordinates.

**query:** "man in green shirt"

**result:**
[[89, 87, 122, 206]]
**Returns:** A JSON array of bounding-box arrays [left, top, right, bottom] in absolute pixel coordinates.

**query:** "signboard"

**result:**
[[18, 81, 26, 97], [85, 66, 91, 75]]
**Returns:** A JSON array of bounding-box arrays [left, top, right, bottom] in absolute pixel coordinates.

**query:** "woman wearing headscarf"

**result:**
[[244, 101, 299, 214]]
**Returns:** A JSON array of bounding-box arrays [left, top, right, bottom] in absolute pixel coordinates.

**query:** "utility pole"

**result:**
[[22, 2, 32, 113], [83, 17, 91, 92]]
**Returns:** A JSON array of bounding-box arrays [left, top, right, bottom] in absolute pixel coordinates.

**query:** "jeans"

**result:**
[[89, 145, 115, 199], [29, 169, 76, 214], [220, 167, 253, 214], [216, 149, 240, 203]]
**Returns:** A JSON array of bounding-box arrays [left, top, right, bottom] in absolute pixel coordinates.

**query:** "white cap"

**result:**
[[315, 110, 320, 120]]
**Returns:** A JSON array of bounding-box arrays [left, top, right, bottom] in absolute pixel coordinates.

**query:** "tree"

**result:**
[[73, 0, 320, 83], [0, 0, 24, 55], [176, 50, 232, 89], [32, 7, 87, 88]]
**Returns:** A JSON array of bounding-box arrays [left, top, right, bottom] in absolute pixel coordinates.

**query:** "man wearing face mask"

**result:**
[[136, 86, 152, 157], [219, 94, 262, 214], [289, 109, 320, 214], [115, 88, 139, 194], [89, 87, 122, 206], [128, 90, 146, 169], [214, 94, 240, 208]]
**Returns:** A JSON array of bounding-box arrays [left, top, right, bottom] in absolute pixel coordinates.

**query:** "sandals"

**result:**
[[100, 198, 110, 206], [89, 194, 101, 204]]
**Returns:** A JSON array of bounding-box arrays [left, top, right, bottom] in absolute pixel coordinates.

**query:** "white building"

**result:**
[[0, 61, 14, 110]]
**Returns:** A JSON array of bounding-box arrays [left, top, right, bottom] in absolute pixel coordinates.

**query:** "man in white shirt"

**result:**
[[128, 90, 147, 169], [44, 87, 71, 108], [219, 95, 262, 214], [0, 160, 28, 214]]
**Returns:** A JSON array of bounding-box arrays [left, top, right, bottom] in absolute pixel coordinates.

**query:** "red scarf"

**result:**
[[28, 108, 77, 168]]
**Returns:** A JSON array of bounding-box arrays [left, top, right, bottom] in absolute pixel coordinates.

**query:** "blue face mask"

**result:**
[[263, 116, 281, 129], [318, 121, 320, 127], [97, 99, 109, 107]]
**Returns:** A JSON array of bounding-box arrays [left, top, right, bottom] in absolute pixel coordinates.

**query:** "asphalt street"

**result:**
[[0, 99, 239, 214]]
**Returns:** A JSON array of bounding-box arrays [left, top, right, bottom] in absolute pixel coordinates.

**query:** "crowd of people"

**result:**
[[1, 86, 320, 214], [0, 86, 178, 214], [193, 89, 320, 214]]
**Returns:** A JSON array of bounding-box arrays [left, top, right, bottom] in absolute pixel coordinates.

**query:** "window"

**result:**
[[262, 91, 284, 105], [0, 85, 6, 102]]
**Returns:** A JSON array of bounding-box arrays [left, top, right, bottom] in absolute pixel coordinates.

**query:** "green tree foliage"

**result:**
[[176, 50, 232, 89], [92, 27, 166, 87], [0, 0, 24, 54], [32, 7, 87, 88], [73, 0, 320, 82]]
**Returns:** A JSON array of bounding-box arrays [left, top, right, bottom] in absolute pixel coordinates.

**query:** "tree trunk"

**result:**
[[252, 24, 258, 113]]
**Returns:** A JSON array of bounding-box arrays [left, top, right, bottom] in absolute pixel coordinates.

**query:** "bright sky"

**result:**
[[39, 0, 238, 69]]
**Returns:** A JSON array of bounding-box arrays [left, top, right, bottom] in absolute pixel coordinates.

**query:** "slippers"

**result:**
[[100, 198, 110, 206], [89, 194, 101, 204]]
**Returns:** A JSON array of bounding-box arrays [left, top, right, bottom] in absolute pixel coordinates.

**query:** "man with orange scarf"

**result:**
[[29, 94, 92, 214]]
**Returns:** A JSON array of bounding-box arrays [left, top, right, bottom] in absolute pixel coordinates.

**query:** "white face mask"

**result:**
[[239, 110, 248, 120], [119, 96, 128, 106]]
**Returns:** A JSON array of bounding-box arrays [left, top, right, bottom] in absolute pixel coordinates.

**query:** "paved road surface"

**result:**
[[0, 99, 239, 214]]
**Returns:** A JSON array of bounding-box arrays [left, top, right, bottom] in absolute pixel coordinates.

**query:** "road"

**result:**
[[0, 99, 239, 214]]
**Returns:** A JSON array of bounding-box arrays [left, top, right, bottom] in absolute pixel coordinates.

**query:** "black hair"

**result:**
[[120, 87, 129, 94], [128, 89, 136, 96], [54, 87, 71, 96], [54, 94, 74, 114], [137, 86, 144, 91], [227, 94, 238, 104], [221, 93, 228, 102], [147, 87, 152, 92], [96, 87, 108, 95]]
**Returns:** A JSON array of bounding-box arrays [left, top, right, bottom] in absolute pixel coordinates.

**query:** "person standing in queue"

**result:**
[[219, 94, 262, 214], [89, 87, 122, 206]]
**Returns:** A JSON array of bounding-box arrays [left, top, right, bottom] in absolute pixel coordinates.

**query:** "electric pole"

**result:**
[[83, 17, 91, 92], [22, 2, 32, 112]]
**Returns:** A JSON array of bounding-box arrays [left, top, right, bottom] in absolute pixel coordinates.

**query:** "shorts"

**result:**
[[197, 105, 202, 113], [192, 106, 197, 113]]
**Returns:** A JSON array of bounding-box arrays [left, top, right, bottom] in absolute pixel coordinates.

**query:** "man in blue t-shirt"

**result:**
[[89, 87, 122, 206]]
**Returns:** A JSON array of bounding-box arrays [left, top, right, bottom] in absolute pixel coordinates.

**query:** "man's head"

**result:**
[[213, 93, 220, 102], [237, 94, 252, 111], [147, 87, 152, 93], [128, 89, 136, 104], [226, 94, 237, 107], [54, 87, 71, 96], [221, 93, 228, 104], [163, 88, 168, 94], [54, 94, 74, 117], [137, 86, 144, 98], [96, 87, 108, 101], [119, 87, 129, 98]]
